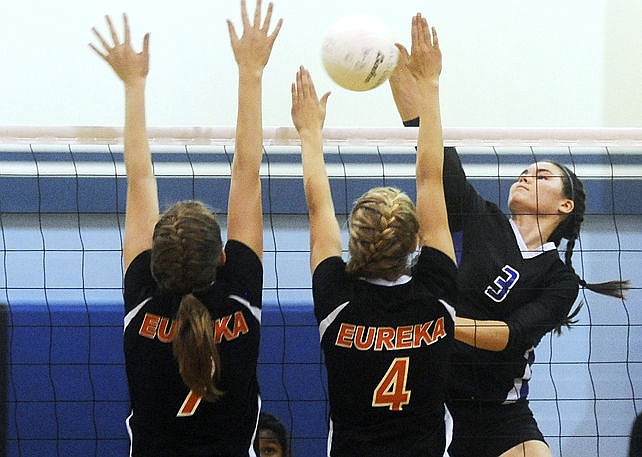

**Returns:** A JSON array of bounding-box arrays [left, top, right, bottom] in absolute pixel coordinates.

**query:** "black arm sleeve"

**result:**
[[312, 256, 351, 324], [123, 250, 156, 312], [220, 240, 263, 309], [403, 117, 420, 127], [505, 267, 579, 352], [443, 147, 480, 232], [402, 117, 479, 232]]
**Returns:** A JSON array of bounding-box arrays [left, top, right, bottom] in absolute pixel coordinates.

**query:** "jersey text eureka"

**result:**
[[335, 316, 447, 351], [138, 310, 249, 344]]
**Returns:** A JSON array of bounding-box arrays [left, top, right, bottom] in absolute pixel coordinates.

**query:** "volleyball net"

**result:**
[[0, 126, 640, 457]]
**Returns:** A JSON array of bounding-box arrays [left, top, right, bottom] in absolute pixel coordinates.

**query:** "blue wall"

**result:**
[[1, 144, 640, 457]]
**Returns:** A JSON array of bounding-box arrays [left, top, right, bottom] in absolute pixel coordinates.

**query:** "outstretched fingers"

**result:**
[[106, 15, 120, 46], [301, 67, 314, 98], [226, 19, 239, 45], [142, 32, 150, 57], [295, 66, 305, 99], [253, 0, 262, 27], [90, 14, 150, 84], [228, 0, 282, 70], [89, 14, 123, 58], [269, 16, 283, 43], [412, 13, 430, 50], [240, 0, 250, 30], [123, 13, 131, 45], [89, 25, 110, 56], [262, 1, 273, 31]]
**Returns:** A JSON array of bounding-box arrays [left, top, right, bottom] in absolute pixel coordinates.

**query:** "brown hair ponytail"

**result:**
[[546, 162, 630, 334], [172, 294, 223, 402]]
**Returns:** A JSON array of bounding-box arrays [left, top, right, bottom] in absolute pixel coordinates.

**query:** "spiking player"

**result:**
[[90, 1, 281, 455], [291, 14, 457, 457], [390, 27, 630, 457]]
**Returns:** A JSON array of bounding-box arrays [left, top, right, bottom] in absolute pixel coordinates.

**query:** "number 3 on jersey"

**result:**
[[485, 265, 520, 303], [372, 357, 411, 411]]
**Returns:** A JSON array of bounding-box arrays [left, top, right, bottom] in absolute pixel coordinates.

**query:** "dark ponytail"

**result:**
[[172, 294, 223, 402], [547, 163, 630, 332]]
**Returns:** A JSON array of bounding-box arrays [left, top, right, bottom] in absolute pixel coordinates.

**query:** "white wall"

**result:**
[[0, 0, 640, 128]]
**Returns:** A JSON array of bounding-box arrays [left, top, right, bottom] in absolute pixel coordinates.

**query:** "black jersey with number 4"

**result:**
[[313, 247, 457, 457], [443, 148, 579, 403], [123, 240, 263, 457]]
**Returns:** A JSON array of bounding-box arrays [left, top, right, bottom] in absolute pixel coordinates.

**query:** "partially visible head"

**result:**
[[258, 412, 290, 457], [151, 201, 223, 294], [346, 187, 419, 281]]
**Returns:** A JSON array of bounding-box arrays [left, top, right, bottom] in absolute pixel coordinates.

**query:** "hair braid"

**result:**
[[547, 163, 630, 309], [151, 200, 225, 402], [346, 187, 419, 281]]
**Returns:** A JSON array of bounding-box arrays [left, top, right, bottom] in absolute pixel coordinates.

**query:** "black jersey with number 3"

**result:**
[[313, 247, 457, 457], [123, 240, 262, 457], [443, 148, 579, 403]]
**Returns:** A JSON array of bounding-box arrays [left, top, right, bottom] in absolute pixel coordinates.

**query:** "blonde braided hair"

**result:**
[[346, 187, 419, 281]]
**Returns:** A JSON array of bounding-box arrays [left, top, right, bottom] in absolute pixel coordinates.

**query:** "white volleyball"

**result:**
[[321, 15, 399, 92]]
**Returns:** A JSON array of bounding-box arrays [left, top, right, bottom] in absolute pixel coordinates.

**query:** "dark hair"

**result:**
[[346, 187, 419, 281], [258, 412, 291, 457], [151, 200, 224, 401], [545, 162, 630, 331]]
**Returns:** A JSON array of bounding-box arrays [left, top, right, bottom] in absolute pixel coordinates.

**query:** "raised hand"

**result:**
[[406, 13, 441, 85], [291, 66, 330, 136], [227, 0, 282, 75], [90, 14, 150, 87]]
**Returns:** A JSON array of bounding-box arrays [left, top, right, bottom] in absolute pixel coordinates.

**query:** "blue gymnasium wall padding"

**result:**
[[5, 302, 327, 457]]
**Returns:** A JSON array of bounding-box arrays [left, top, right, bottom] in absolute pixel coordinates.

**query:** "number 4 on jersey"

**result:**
[[372, 357, 411, 411]]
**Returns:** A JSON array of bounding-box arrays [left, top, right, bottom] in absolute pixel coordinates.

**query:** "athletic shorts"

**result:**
[[446, 398, 546, 457]]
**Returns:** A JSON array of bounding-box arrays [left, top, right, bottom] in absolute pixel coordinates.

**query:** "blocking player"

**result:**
[[90, 2, 281, 455], [291, 14, 457, 457]]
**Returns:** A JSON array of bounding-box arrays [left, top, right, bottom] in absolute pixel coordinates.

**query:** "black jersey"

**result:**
[[313, 247, 457, 457], [443, 148, 579, 403], [123, 240, 263, 457]]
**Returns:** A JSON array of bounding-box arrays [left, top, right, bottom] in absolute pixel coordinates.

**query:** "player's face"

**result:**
[[508, 162, 573, 216], [259, 429, 285, 457]]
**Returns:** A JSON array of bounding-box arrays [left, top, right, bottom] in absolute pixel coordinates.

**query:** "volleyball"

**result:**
[[321, 15, 399, 92]]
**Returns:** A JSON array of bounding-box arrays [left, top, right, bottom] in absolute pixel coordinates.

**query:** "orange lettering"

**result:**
[[336, 323, 355, 348], [232, 311, 249, 338], [214, 315, 233, 344], [354, 326, 375, 351], [413, 321, 434, 347], [396, 326, 413, 349], [374, 327, 395, 351], [432, 316, 446, 340], [139, 313, 160, 339], [157, 317, 176, 343]]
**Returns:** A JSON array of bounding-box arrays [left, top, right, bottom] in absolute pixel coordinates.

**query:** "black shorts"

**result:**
[[446, 398, 546, 457]]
